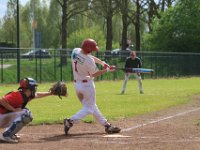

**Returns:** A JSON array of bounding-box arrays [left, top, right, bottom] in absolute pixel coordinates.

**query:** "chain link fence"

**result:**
[[0, 47, 200, 83]]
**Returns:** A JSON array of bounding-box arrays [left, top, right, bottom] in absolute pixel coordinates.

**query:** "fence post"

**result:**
[[35, 57, 38, 81], [54, 49, 56, 81], [39, 51, 42, 83], [17, 0, 20, 83], [1, 53, 3, 83], [60, 49, 63, 81]]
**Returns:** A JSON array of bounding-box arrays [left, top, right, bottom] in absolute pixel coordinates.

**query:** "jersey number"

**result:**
[[74, 61, 78, 72]]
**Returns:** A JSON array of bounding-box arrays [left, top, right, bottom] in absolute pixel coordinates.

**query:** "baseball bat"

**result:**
[[115, 67, 154, 74]]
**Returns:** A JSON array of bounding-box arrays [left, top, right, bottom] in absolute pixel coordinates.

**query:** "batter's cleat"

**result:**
[[12, 134, 20, 140], [121, 90, 125, 94], [105, 125, 121, 134], [0, 134, 18, 143], [64, 118, 73, 135]]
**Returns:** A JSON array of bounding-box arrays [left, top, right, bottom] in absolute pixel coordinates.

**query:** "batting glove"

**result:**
[[102, 61, 110, 69], [107, 65, 116, 72]]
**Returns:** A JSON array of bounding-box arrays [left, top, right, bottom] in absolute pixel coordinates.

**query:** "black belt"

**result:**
[[74, 80, 88, 83]]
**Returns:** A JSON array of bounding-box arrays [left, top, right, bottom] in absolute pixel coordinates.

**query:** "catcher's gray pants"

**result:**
[[0, 111, 25, 128], [71, 80, 108, 126], [122, 73, 143, 93], [1, 109, 32, 137]]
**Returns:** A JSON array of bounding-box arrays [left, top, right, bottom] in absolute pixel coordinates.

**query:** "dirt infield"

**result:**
[[1, 95, 200, 150]]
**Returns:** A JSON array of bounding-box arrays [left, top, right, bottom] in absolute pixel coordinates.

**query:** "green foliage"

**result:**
[[45, 0, 61, 48], [1, 77, 199, 124], [143, 0, 200, 52], [67, 25, 106, 50]]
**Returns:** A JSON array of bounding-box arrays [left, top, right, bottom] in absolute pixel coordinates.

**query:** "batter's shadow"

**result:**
[[41, 132, 105, 141]]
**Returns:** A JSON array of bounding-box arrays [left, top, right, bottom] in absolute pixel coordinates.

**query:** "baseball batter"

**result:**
[[64, 38, 121, 134], [0, 77, 52, 143], [121, 51, 143, 94]]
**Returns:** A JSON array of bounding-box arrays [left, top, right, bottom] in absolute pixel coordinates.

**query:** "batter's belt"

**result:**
[[74, 80, 88, 83]]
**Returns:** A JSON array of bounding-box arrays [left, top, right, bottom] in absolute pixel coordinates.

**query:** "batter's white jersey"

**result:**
[[71, 48, 99, 80], [70, 48, 108, 125]]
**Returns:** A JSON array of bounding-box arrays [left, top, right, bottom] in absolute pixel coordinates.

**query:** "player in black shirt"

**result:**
[[121, 51, 143, 94]]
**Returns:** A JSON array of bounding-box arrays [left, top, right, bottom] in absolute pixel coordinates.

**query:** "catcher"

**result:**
[[0, 77, 67, 143]]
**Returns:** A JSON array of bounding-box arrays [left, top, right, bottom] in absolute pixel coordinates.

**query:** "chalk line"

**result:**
[[122, 107, 200, 132]]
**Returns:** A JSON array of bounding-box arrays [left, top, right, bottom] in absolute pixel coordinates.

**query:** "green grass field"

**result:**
[[0, 77, 200, 125]]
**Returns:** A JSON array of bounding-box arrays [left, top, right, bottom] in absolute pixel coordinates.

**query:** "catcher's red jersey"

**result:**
[[0, 91, 24, 114]]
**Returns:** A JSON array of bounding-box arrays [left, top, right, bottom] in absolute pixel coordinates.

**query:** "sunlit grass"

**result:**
[[0, 77, 200, 124]]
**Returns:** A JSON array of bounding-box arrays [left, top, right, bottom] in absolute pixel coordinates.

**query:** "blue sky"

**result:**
[[0, 0, 29, 18]]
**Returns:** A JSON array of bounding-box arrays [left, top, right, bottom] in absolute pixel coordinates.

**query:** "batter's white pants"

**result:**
[[71, 80, 108, 126], [121, 73, 143, 93]]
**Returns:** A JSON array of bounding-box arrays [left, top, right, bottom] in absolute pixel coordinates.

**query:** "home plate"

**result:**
[[103, 134, 131, 138]]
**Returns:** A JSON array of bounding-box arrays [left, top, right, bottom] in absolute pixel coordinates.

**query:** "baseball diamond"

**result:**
[[0, 94, 200, 149], [0, 0, 200, 149]]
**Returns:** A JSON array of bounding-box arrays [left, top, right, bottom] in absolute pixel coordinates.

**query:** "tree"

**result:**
[[68, 25, 106, 49], [120, 0, 152, 51], [159, 0, 176, 12], [146, 0, 160, 32], [125, 0, 174, 51], [144, 0, 200, 52], [125, 0, 146, 51], [1, 0, 17, 44], [45, 0, 61, 48], [57, 0, 89, 64], [91, 0, 120, 51], [121, 0, 129, 51], [20, 0, 49, 48], [20, 5, 33, 47]]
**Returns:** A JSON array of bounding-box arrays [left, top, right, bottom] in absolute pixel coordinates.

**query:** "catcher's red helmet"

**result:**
[[19, 77, 38, 98], [81, 39, 99, 54], [19, 77, 38, 89]]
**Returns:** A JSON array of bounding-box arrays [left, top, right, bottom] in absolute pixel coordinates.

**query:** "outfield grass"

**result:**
[[0, 58, 125, 83], [0, 77, 200, 124]]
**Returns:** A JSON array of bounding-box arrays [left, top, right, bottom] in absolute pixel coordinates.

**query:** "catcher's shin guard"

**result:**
[[64, 118, 73, 135], [105, 125, 121, 134]]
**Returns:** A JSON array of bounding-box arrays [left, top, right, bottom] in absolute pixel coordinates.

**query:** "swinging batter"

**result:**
[[64, 38, 121, 134]]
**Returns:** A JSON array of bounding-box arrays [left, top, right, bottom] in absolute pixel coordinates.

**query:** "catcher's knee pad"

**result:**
[[21, 109, 33, 124]]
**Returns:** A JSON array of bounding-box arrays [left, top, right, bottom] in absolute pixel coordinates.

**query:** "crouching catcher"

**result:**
[[0, 77, 67, 143]]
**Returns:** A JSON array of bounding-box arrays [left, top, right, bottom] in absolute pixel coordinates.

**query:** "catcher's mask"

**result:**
[[81, 38, 99, 54], [18, 77, 38, 98]]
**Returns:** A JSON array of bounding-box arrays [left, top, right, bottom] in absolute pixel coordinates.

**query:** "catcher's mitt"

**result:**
[[49, 81, 67, 99]]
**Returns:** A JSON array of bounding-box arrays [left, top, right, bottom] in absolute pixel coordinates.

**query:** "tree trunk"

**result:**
[[61, 0, 67, 65], [148, 0, 154, 32], [161, 0, 165, 12], [121, 0, 128, 51], [106, 14, 113, 51], [135, 0, 140, 51]]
